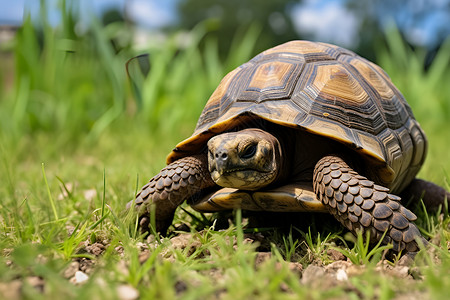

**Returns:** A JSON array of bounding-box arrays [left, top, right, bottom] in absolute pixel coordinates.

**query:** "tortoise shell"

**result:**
[[167, 41, 427, 193]]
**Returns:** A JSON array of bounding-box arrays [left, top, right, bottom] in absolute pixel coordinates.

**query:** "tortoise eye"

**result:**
[[241, 144, 257, 159]]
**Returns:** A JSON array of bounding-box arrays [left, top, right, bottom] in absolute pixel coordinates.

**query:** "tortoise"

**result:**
[[129, 40, 449, 253]]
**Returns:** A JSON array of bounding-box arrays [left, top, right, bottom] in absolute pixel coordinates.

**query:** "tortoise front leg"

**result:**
[[129, 154, 215, 234], [313, 155, 425, 253]]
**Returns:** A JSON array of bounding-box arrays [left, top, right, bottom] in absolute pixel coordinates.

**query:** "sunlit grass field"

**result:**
[[0, 10, 449, 300]]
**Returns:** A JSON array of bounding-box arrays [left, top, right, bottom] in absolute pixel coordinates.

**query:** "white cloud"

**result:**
[[290, 0, 360, 48], [128, 0, 174, 28]]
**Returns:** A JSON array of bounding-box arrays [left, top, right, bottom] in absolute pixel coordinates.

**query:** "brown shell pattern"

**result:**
[[167, 41, 427, 193]]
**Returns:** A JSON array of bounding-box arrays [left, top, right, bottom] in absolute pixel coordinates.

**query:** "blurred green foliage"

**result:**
[[377, 27, 450, 127], [0, 13, 127, 143], [175, 0, 299, 57]]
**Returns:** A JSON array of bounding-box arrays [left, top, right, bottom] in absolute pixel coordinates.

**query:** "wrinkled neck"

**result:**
[[270, 130, 291, 185]]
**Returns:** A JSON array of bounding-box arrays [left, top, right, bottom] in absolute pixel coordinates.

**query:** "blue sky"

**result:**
[[0, 0, 176, 27], [0, 0, 448, 48]]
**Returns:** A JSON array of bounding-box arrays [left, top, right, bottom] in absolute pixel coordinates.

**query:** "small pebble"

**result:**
[[63, 261, 80, 279], [336, 269, 348, 281], [26, 276, 45, 292], [117, 284, 139, 300], [0, 280, 22, 300], [83, 189, 97, 201], [70, 271, 89, 285], [301, 265, 325, 285]]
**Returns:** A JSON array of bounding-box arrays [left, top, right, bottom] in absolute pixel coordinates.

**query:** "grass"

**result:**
[[0, 3, 449, 299], [332, 231, 393, 266]]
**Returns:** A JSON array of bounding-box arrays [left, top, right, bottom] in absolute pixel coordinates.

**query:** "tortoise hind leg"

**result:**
[[400, 178, 449, 212], [128, 154, 215, 234], [313, 155, 425, 253]]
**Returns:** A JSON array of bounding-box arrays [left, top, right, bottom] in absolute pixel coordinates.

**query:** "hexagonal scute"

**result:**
[[238, 61, 304, 102]]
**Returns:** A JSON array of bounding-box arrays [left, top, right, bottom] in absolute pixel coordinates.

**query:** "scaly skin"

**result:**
[[313, 156, 425, 252], [129, 154, 215, 234]]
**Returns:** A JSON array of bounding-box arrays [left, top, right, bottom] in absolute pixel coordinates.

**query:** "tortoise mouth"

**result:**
[[210, 168, 277, 191], [214, 167, 273, 175]]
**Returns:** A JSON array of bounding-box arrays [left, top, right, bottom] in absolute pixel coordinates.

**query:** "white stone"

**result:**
[[336, 269, 348, 281], [117, 284, 139, 300], [70, 271, 89, 285]]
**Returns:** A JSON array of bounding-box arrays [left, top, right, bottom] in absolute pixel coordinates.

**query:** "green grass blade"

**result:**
[[41, 163, 58, 221]]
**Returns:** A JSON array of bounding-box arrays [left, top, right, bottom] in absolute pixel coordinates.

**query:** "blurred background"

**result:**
[[0, 0, 449, 186], [2, 0, 449, 56]]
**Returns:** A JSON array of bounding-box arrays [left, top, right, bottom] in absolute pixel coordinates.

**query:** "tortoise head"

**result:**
[[207, 128, 283, 191]]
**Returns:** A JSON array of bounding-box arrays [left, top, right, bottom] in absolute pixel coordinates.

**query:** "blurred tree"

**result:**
[[344, 0, 384, 62], [100, 8, 133, 53], [102, 8, 124, 26], [175, 0, 301, 56], [346, 0, 450, 63]]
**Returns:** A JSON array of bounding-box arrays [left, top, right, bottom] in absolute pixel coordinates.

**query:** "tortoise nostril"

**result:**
[[215, 151, 228, 161]]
